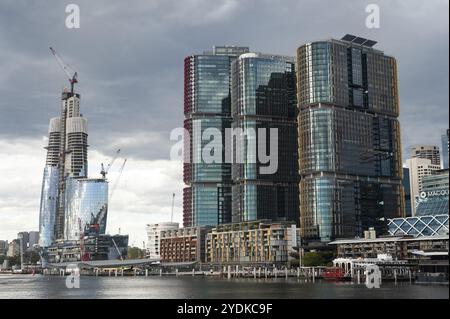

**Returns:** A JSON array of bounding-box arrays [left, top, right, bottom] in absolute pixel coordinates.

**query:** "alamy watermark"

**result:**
[[170, 127, 279, 175], [65, 4, 80, 29], [365, 4, 380, 29], [65, 264, 80, 289]]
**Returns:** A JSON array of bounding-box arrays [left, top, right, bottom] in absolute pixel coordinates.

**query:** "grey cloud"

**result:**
[[0, 0, 448, 162]]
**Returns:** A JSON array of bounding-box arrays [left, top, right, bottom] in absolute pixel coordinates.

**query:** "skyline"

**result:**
[[0, 0, 449, 245]]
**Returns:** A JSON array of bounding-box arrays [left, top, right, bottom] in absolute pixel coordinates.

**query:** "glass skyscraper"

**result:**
[[297, 35, 404, 243], [230, 53, 299, 223], [64, 178, 108, 240], [183, 46, 249, 227]]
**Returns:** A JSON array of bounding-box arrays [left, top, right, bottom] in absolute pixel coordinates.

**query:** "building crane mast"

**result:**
[[101, 149, 121, 179], [110, 158, 127, 199], [49, 47, 78, 94]]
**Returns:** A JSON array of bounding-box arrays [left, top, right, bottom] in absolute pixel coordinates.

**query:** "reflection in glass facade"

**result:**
[[231, 53, 299, 223], [388, 215, 449, 237], [38, 166, 59, 247], [183, 46, 249, 227], [416, 169, 449, 216], [297, 36, 404, 243], [64, 178, 108, 240]]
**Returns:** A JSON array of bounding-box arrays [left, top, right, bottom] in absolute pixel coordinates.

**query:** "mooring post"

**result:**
[[394, 269, 397, 285]]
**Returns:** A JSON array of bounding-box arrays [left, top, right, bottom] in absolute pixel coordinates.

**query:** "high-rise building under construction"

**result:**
[[39, 90, 91, 246]]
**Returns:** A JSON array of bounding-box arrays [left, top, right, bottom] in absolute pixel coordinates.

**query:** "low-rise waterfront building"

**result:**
[[145, 222, 179, 259], [46, 234, 128, 263], [205, 220, 300, 265], [160, 226, 211, 263], [329, 235, 449, 260]]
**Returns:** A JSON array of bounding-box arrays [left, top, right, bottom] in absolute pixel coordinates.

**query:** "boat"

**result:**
[[322, 267, 347, 281]]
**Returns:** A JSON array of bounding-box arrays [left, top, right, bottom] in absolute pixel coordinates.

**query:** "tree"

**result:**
[[302, 251, 334, 267], [127, 246, 145, 259]]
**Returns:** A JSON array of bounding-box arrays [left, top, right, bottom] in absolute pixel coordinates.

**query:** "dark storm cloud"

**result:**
[[0, 0, 448, 161]]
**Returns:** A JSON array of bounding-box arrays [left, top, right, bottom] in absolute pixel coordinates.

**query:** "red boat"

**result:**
[[322, 267, 347, 281]]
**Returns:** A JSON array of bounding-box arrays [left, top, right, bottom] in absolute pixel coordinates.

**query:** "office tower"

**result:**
[[0, 240, 8, 256], [183, 46, 249, 227], [403, 168, 412, 217], [415, 169, 449, 216], [410, 145, 440, 167], [406, 157, 441, 216], [442, 129, 449, 169], [28, 231, 39, 248], [39, 88, 91, 246], [145, 222, 179, 259], [297, 35, 404, 243], [231, 53, 299, 223], [17, 232, 29, 252]]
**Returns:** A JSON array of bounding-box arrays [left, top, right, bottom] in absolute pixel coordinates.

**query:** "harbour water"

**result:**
[[0, 274, 448, 299]]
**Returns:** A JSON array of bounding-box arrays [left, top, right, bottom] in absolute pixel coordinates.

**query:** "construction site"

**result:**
[[38, 47, 129, 265]]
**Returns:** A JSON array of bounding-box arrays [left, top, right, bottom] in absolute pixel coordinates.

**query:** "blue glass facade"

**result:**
[[183, 46, 249, 227], [416, 169, 449, 216], [388, 215, 449, 237], [231, 53, 299, 223], [64, 178, 108, 240], [38, 166, 59, 247], [297, 37, 404, 243]]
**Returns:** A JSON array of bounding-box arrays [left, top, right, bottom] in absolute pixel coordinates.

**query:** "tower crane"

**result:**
[[100, 149, 121, 179], [49, 47, 78, 93], [110, 158, 127, 199]]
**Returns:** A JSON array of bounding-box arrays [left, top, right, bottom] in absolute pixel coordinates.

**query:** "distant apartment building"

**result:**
[[0, 240, 8, 256], [441, 129, 449, 169], [7, 240, 20, 257], [145, 222, 179, 259], [159, 226, 211, 263], [17, 232, 29, 252], [297, 35, 404, 243], [205, 220, 300, 264], [406, 158, 441, 216], [410, 145, 441, 167], [28, 231, 39, 249]]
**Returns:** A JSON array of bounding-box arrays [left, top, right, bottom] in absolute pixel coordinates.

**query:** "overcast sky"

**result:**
[[0, 0, 448, 245]]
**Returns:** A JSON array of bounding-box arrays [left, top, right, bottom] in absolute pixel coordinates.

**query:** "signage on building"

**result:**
[[419, 189, 449, 199]]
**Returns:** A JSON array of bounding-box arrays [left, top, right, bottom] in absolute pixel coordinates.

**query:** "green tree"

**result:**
[[302, 251, 334, 267], [127, 246, 145, 259]]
